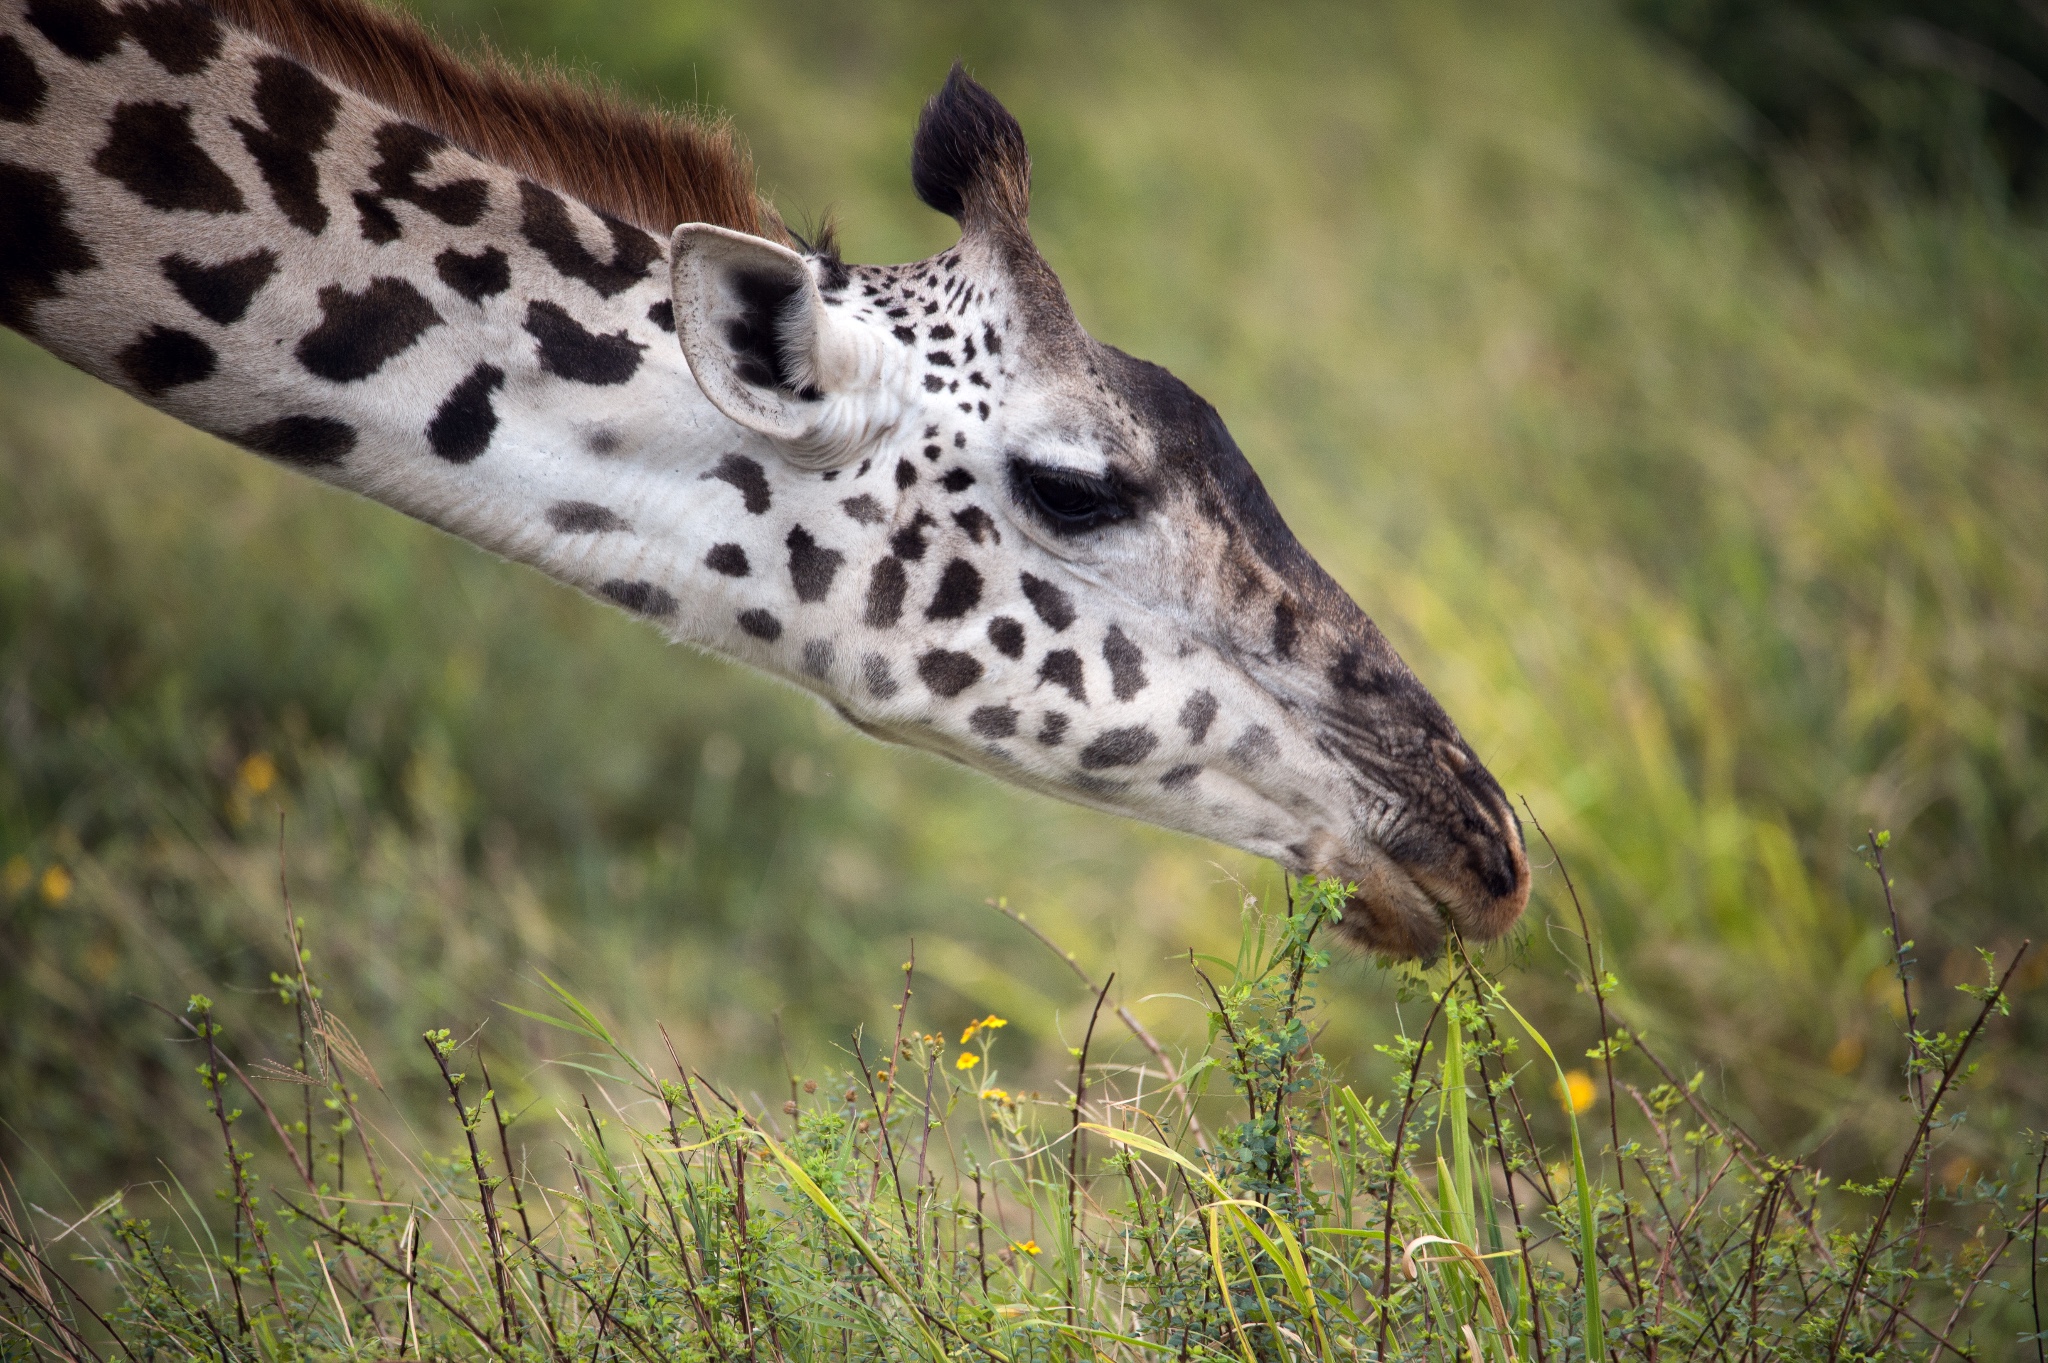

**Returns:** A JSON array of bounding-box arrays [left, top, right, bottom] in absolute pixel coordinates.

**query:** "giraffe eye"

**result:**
[[1010, 459, 1134, 533]]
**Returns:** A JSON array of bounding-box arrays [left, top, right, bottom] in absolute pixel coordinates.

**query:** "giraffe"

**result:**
[[0, 0, 1529, 959]]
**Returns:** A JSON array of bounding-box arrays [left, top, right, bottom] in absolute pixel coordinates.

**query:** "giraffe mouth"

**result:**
[[1319, 831, 1530, 962]]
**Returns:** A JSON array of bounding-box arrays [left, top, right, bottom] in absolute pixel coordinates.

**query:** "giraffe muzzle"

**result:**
[[1311, 743, 1532, 961]]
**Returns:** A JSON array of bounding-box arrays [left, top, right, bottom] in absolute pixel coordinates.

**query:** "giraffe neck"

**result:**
[[3, 0, 770, 641]]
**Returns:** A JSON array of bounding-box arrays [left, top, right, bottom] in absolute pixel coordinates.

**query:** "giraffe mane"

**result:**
[[205, 0, 787, 242]]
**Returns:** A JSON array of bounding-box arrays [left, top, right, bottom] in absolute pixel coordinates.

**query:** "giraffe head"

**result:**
[[668, 67, 1527, 959]]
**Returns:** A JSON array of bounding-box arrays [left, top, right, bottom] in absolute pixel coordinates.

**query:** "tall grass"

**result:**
[[4, 0, 2045, 1245], [3, 863, 2039, 1360]]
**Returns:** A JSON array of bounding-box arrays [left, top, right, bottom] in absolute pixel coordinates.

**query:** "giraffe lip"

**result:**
[[1315, 854, 1452, 961], [1323, 847, 1528, 960]]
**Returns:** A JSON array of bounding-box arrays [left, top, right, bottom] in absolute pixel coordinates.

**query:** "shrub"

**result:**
[[1, 858, 2040, 1360]]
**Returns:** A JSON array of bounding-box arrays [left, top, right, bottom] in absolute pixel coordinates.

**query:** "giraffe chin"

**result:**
[[1320, 852, 1528, 963]]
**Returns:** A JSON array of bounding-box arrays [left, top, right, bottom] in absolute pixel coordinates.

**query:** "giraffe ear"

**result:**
[[670, 225, 879, 468]]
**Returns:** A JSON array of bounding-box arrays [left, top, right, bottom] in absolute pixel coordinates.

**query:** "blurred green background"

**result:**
[[4, 0, 2044, 1210]]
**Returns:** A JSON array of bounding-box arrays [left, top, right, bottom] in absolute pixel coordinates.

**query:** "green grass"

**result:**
[[3, 879, 2038, 1360], [2, 0, 2045, 1279]]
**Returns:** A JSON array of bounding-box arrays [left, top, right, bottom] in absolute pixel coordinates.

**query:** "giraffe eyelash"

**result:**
[[1007, 458, 1138, 533]]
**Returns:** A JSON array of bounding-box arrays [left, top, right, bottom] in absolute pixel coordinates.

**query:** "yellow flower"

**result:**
[[1011, 1240, 1041, 1257], [40, 864, 73, 904], [979, 1088, 1010, 1103], [1554, 1069, 1597, 1115], [955, 1052, 979, 1070], [960, 1013, 1008, 1044], [238, 753, 277, 794]]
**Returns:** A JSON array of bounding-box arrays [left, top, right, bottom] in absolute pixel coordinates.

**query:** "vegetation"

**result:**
[[3, 0, 2046, 1352], [3, 875, 2039, 1360]]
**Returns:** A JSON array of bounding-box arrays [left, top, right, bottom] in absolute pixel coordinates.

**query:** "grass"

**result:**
[[2, 869, 2040, 1360], [2, 0, 2046, 1312]]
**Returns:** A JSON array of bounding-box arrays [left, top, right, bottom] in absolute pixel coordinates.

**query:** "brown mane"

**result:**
[[206, 0, 786, 242]]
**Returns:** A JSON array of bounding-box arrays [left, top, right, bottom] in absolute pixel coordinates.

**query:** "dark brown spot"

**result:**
[[647, 299, 675, 331], [1037, 712, 1068, 745], [987, 616, 1025, 659], [802, 639, 833, 678], [0, 162, 94, 333], [519, 180, 661, 297], [354, 194, 401, 243], [705, 543, 749, 575], [0, 36, 48, 122], [1272, 597, 1299, 660], [1229, 725, 1278, 767], [737, 608, 783, 640], [435, 246, 510, 303], [1160, 764, 1201, 789], [359, 123, 487, 233], [864, 557, 907, 627], [230, 58, 340, 233], [918, 649, 982, 697], [895, 459, 918, 489], [25, 0, 122, 61], [941, 467, 975, 492], [1038, 649, 1086, 703], [1020, 572, 1075, 632], [1179, 690, 1218, 744], [549, 501, 629, 533], [969, 705, 1017, 739], [94, 101, 244, 214], [787, 525, 844, 602], [1079, 726, 1158, 770], [840, 493, 885, 524], [525, 299, 644, 385], [297, 277, 442, 381], [237, 414, 355, 467], [162, 249, 276, 324], [425, 362, 504, 462], [122, 0, 220, 75], [951, 505, 998, 544], [1103, 626, 1147, 701], [116, 324, 214, 393], [925, 558, 982, 620], [602, 579, 678, 617], [863, 654, 898, 698], [701, 452, 771, 513], [890, 511, 935, 561]]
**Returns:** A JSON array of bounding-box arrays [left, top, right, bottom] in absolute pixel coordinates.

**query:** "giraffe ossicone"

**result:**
[[0, 0, 1529, 959]]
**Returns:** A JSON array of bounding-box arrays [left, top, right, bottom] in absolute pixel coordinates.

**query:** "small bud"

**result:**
[[802, 1079, 817, 1093]]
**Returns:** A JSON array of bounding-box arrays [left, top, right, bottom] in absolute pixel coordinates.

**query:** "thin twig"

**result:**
[[2034, 1137, 2046, 1363], [1827, 941, 2029, 1361], [1864, 832, 1926, 1114], [1379, 973, 1454, 1362], [1523, 801, 1648, 1327], [426, 1035, 520, 1344], [1067, 971, 1116, 1315], [992, 899, 1210, 1151], [281, 1196, 517, 1363]]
